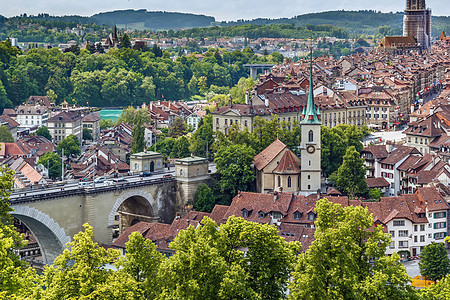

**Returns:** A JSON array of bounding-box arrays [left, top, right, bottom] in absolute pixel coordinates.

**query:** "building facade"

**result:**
[[403, 0, 432, 49]]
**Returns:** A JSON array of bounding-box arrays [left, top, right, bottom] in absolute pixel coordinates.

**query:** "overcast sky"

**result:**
[[7, 0, 449, 21]]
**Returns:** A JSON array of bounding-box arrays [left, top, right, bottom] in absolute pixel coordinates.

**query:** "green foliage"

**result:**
[[421, 275, 450, 300], [0, 166, 41, 299], [115, 231, 163, 299], [321, 124, 368, 177], [335, 146, 368, 198], [215, 144, 255, 196], [368, 188, 383, 201], [289, 198, 418, 300], [171, 23, 349, 40], [0, 125, 14, 142], [131, 118, 145, 154], [190, 114, 214, 158], [56, 134, 81, 157], [35, 126, 52, 141], [119, 33, 132, 49], [194, 183, 215, 213], [170, 117, 187, 138], [99, 118, 115, 130], [419, 242, 450, 282], [158, 216, 300, 299], [172, 136, 190, 158], [42, 224, 121, 299], [82, 128, 93, 141], [37, 152, 62, 179]]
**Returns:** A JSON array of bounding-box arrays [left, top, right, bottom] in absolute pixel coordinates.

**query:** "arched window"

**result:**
[[288, 176, 292, 188], [278, 176, 281, 187], [308, 184, 311, 190], [308, 130, 313, 143]]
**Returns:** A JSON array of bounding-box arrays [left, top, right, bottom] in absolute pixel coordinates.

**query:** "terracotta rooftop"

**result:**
[[253, 139, 287, 171]]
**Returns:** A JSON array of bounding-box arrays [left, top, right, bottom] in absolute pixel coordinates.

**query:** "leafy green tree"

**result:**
[[42, 224, 121, 299], [190, 114, 214, 158], [172, 136, 190, 158], [194, 183, 215, 213], [35, 126, 52, 141], [0, 165, 41, 299], [115, 231, 163, 299], [117, 106, 136, 124], [38, 152, 62, 179], [421, 275, 450, 300], [0, 125, 13, 142], [100, 119, 115, 130], [131, 118, 145, 154], [170, 117, 187, 138], [335, 146, 368, 198], [83, 128, 93, 141], [289, 198, 418, 300], [120, 34, 132, 49], [56, 134, 80, 157], [420, 242, 450, 282], [368, 188, 383, 201], [215, 144, 255, 196], [158, 216, 299, 299]]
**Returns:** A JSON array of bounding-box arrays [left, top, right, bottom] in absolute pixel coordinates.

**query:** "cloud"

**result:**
[[6, 0, 450, 20]]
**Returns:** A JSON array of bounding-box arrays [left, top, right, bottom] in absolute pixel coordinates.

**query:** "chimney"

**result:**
[[273, 191, 279, 202], [265, 97, 269, 107], [215, 102, 219, 111], [245, 89, 249, 105], [229, 95, 233, 108], [323, 87, 327, 96]]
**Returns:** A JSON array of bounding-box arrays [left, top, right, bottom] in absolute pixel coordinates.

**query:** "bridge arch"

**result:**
[[108, 190, 157, 229], [11, 205, 71, 265]]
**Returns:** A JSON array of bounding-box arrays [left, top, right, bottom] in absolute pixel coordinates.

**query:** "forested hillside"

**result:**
[[0, 40, 284, 112], [220, 10, 450, 37], [91, 10, 215, 30]]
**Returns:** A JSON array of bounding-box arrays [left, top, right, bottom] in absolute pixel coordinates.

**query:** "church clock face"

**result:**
[[307, 145, 315, 154]]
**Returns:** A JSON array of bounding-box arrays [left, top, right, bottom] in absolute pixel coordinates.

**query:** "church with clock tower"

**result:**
[[253, 52, 322, 195]]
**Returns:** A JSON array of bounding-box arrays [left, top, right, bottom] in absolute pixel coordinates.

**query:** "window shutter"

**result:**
[[434, 223, 437, 229], [444, 212, 447, 218], [444, 222, 447, 228], [434, 233, 437, 239], [434, 212, 437, 218]]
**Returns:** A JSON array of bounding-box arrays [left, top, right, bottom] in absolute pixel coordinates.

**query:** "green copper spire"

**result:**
[[301, 34, 321, 125]]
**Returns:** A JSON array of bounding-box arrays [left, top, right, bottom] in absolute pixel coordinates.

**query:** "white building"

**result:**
[[47, 111, 82, 143], [186, 111, 206, 131], [15, 105, 49, 130]]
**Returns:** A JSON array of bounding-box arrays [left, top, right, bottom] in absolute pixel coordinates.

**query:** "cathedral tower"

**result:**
[[403, 0, 432, 49], [300, 46, 321, 195]]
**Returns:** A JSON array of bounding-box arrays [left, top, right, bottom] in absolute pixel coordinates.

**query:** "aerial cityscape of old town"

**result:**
[[3, 0, 450, 298]]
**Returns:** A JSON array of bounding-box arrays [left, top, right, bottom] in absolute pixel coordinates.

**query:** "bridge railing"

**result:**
[[9, 176, 175, 204]]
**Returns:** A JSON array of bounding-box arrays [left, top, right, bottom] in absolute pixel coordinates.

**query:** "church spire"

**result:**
[[301, 32, 321, 125]]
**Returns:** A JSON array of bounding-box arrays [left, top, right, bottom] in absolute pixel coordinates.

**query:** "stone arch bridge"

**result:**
[[9, 177, 182, 264]]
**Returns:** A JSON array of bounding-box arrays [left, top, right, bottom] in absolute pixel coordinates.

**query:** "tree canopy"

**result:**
[[0, 125, 14, 142], [289, 198, 418, 300], [35, 126, 52, 141], [419, 242, 450, 282], [56, 134, 80, 157]]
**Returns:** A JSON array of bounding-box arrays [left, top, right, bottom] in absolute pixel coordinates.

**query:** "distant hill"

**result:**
[[90, 9, 215, 30], [219, 10, 450, 37]]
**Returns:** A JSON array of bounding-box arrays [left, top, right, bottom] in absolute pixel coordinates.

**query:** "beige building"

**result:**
[[319, 91, 366, 128], [129, 151, 163, 173], [175, 156, 209, 180], [82, 112, 101, 141], [212, 93, 307, 135], [46, 111, 82, 143]]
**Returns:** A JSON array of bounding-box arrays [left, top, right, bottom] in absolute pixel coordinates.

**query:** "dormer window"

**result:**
[[294, 211, 302, 220], [242, 209, 249, 218], [258, 211, 265, 218], [308, 212, 315, 221]]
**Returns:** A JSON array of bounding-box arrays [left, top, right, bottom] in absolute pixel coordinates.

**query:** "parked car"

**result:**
[[104, 180, 114, 186], [163, 174, 173, 178], [94, 176, 107, 183], [78, 182, 91, 188], [139, 171, 152, 177]]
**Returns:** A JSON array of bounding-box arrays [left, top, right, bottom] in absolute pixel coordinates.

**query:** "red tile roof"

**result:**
[[253, 139, 287, 170], [273, 149, 300, 174]]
